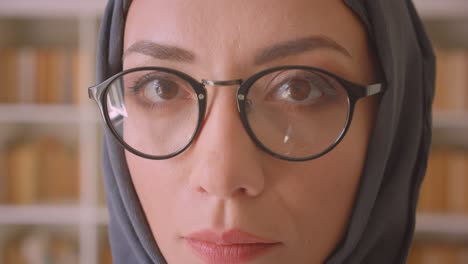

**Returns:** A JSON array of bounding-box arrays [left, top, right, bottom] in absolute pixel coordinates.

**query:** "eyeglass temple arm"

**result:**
[[365, 83, 383, 96], [88, 78, 113, 101], [362, 83, 383, 97], [88, 83, 112, 125], [88, 85, 99, 101]]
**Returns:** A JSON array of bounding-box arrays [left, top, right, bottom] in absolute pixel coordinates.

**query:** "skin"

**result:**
[[123, 0, 380, 263]]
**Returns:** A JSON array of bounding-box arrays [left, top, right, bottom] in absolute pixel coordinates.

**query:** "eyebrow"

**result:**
[[123, 41, 196, 62], [253, 35, 352, 65], [123, 35, 351, 65]]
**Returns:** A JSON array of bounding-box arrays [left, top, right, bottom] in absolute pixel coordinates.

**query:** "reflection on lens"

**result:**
[[105, 70, 199, 157], [245, 69, 350, 159]]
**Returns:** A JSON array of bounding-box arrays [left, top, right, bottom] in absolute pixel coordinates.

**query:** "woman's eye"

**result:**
[[127, 73, 196, 110], [278, 78, 323, 102], [143, 79, 179, 102], [272, 76, 329, 105]]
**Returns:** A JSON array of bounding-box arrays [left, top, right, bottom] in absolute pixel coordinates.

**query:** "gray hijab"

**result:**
[[97, 0, 435, 263]]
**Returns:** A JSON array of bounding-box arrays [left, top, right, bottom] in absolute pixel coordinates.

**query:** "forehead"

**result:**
[[124, 0, 369, 72]]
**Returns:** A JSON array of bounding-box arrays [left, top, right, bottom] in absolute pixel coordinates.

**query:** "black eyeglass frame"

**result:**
[[89, 65, 384, 162]]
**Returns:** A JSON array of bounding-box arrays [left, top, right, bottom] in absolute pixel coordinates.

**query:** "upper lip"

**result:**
[[185, 229, 280, 245]]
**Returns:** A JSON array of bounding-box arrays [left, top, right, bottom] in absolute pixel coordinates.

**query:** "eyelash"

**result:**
[[267, 72, 336, 101], [127, 73, 163, 110]]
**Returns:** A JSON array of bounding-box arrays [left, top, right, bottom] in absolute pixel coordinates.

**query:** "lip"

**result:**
[[184, 229, 281, 264]]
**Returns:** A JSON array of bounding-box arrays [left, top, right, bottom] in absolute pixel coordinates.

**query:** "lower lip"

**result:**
[[185, 239, 279, 264]]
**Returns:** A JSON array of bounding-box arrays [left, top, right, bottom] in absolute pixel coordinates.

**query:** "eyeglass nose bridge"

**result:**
[[200, 79, 247, 113], [201, 79, 243, 86]]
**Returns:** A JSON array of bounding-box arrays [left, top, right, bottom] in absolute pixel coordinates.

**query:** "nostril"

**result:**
[[239, 187, 248, 195], [194, 181, 254, 198], [196, 186, 207, 194]]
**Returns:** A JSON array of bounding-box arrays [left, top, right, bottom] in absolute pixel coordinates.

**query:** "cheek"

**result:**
[[269, 97, 375, 258], [125, 151, 187, 237], [267, 147, 364, 260]]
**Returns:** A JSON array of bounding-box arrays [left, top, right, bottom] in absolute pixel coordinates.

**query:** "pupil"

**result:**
[[288, 79, 311, 101], [154, 80, 178, 99]]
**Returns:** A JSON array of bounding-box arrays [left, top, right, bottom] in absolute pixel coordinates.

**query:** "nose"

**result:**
[[188, 85, 266, 199]]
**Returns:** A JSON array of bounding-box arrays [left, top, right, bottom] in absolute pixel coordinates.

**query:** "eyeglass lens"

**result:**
[[104, 68, 350, 159], [106, 70, 200, 156], [245, 69, 349, 159]]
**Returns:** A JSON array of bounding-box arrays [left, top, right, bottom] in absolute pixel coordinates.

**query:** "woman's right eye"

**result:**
[[142, 78, 180, 102], [128, 74, 189, 106]]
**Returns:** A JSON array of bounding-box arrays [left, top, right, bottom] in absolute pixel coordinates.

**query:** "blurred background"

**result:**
[[0, 0, 467, 263]]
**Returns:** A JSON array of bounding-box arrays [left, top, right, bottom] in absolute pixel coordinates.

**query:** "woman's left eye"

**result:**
[[276, 78, 323, 103], [143, 79, 180, 102], [269, 75, 332, 106]]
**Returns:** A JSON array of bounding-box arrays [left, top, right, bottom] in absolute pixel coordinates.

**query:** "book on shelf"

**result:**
[[0, 48, 18, 103], [433, 48, 468, 112], [38, 137, 80, 203], [17, 47, 36, 104], [71, 48, 83, 104], [446, 151, 468, 213], [408, 241, 468, 264], [417, 148, 468, 214], [2, 228, 79, 264], [5, 138, 40, 205], [3, 136, 79, 205], [417, 48, 468, 214], [1, 227, 112, 264], [99, 230, 113, 264], [100, 244, 113, 264], [0, 47, 85, 105], [0, 147, 6, 202]]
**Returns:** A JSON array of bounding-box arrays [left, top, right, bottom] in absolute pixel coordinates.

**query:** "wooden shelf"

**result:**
[[0, 0, 467, 20], [432, 111, 468, 149], [0, 205, 108, 225], [0, 6, 104, 264], [413, 0, 468, 19], [433, 111, 468, 128], [415, 213, 468, 241], [0, 0, 107, 17], [0, 104, 99, 124]]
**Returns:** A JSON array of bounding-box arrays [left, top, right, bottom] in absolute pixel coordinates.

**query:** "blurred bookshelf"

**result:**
[[413, 0, 468, 19], [0, 1, 109, 264], [410, 0, 468, 263], [0, 1, 467, 264]]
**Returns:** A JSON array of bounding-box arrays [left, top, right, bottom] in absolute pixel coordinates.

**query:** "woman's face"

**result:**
[[123, 0, 379, 263]]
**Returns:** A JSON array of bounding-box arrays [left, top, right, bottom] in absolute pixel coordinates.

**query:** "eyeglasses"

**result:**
[[89, 65, 384, 161]]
